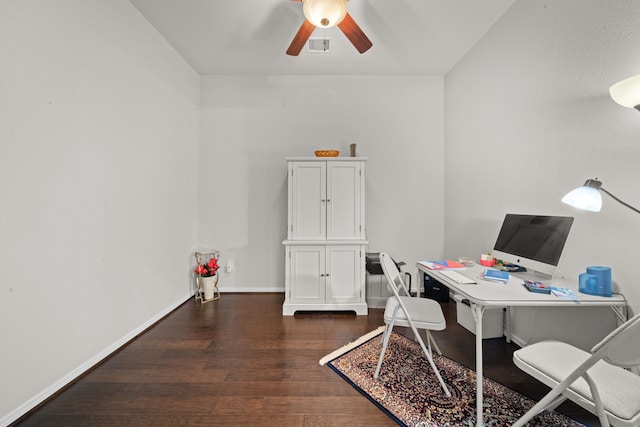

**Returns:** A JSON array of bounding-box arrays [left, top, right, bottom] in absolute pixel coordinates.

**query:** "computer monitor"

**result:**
[[491, 214, 574, 277]]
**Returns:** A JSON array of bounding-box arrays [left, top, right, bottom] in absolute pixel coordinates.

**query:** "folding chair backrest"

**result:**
[[380, 252, 409, 297], [591, 312, 640, 368]]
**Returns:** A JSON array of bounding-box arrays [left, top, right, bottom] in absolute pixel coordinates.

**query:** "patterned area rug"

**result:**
[[320, 328, 585, 427]]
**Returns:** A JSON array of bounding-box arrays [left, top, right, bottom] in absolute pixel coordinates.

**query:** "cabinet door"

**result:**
[[326, 161, 364, 240], [325, 245, 363, 304], [288, 246, 325, 304], [289, 162, 326, 240]]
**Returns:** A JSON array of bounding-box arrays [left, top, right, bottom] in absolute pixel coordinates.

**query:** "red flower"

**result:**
[[194, 257, 220, 277]]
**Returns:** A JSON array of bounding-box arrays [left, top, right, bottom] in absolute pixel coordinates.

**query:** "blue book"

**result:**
[[484, 269, 510, 283]]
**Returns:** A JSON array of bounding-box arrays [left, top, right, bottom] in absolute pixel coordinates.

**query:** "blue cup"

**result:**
[[579, 273, 598, 295], [585, 266, 612, 297]]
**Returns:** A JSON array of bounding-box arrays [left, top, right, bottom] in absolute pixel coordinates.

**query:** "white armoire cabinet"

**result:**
[[283, 157, 368, 315]]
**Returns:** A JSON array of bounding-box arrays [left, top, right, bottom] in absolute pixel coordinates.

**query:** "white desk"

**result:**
[[417, 262, 627, 427]]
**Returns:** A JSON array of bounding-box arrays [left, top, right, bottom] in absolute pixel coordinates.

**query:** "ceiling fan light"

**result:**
[[303, 0, 348, 28]]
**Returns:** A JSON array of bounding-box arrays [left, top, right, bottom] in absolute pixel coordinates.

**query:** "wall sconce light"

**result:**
[[562, 178, 640, 215], [609, 75, 640, 111], [303, 0, 348, 28]]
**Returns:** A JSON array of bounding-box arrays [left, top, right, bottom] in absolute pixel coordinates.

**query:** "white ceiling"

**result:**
[[129, 0, 515, 76]]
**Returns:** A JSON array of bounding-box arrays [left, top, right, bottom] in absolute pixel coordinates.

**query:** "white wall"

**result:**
[[199, 75, 445, 290], [0, 1, 200, 424], [13, 0, 636, 422], [445, 0, 640, 349]]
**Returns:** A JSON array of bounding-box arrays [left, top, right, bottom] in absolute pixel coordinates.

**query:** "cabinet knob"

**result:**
[[321, 199, 326, 203], [320, 273, 326, 277], [326, 199, 331, 203]]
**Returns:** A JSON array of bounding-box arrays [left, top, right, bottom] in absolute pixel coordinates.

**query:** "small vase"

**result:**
[[201, 275, 218, 300]]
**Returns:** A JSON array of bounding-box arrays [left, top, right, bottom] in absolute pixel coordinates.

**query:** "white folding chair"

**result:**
[[374, 252, 451, 397], [513, 312, 640, 427]]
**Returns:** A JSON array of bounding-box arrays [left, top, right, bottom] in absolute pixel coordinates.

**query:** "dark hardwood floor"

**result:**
[[13, 293, 599, 426]]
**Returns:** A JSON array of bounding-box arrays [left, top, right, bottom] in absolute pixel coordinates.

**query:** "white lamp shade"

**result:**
[[609, 74, 640, 109], [561, 186, 602, 212], [303, 0, 348, 28]]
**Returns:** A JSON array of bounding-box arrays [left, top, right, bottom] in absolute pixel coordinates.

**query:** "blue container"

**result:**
[[579, 273, 598, 295], [582, 266, 612, 297]]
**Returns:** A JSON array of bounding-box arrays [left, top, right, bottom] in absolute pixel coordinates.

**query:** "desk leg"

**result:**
[[505, 307, 511, 343], [471, 303, 485, 427], [611, 305, 627, 324]]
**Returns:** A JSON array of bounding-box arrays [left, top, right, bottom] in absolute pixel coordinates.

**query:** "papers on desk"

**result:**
[[523, 281, 580, 300], [419, 260, 466, 270], [550, 286, 580, 301]]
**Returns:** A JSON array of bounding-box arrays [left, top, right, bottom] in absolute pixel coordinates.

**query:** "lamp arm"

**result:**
[[601, 187, 640, 215]]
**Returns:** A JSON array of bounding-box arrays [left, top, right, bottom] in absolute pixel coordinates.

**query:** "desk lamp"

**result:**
[[567, 78, 640, 212], [562, 178, 640, 215]]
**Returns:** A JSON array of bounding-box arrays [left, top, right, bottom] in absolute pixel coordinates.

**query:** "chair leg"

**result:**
[[583, 373, 610, 427], [426, 331, 443, 356], [374, 324, 393, 379], [512, 389, 565, 427], [545, 395, 568, 412], [418, 338, 451, 397], [412, 329, 435, 354], [408, 323, 451, 397], [514, 368, 612, 427]]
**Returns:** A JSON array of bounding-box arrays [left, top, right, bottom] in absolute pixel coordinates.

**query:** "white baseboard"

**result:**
[[218, 286, 285, 293], [1, 292, 192, 427], [509, 333, 528, 348]]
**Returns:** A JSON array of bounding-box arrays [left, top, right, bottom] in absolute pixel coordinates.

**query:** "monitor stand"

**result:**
[[512, 269, 553, 282], [501, 263, 527, 273]]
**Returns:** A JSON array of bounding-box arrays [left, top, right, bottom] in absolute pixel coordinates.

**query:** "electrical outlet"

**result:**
[[226, 260, 234, 273]]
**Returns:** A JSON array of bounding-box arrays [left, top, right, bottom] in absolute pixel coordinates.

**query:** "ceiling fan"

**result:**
[[286, 0, 373, 56]]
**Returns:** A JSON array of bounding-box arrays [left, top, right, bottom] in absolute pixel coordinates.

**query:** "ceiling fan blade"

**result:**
[[337, 12, 372, 54], [286, 19, 316, 56]]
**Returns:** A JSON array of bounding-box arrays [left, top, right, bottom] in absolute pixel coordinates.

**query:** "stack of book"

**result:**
[[523, 280, 551, 294], [483, 269, 510, 283]]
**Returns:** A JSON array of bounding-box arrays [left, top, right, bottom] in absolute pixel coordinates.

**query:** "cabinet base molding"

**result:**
[[283, 302, 368, 316]]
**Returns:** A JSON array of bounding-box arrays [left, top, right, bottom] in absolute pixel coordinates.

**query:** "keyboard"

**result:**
[[439, 270, 476, 284]]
